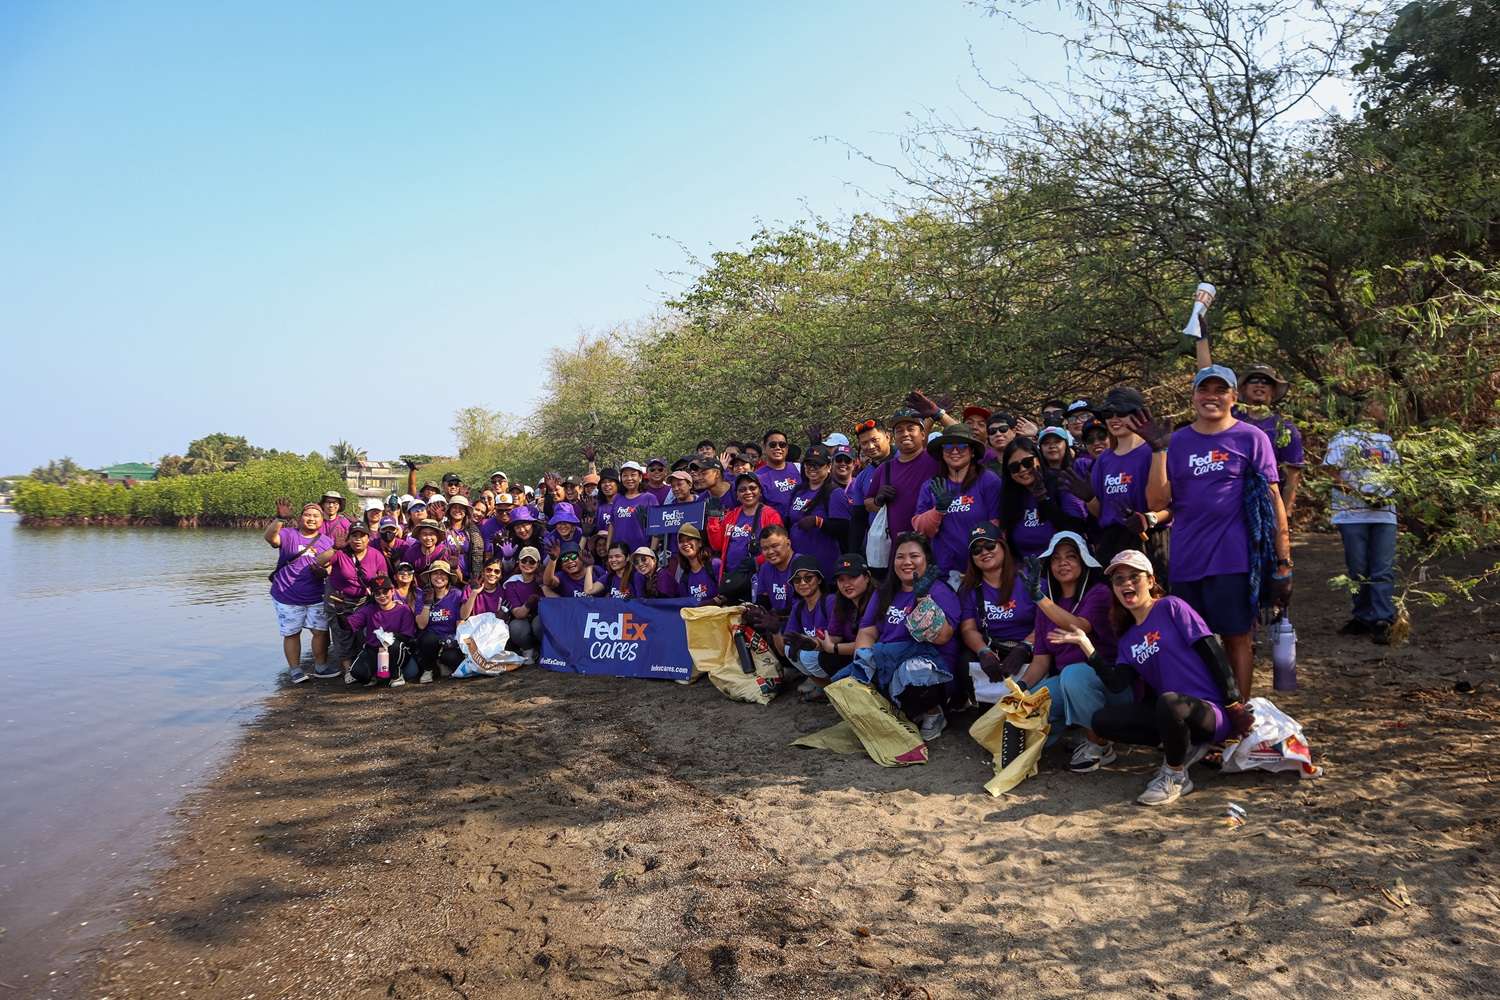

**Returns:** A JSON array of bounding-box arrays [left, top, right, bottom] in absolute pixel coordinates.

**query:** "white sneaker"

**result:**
[[917, 708, 947, 742], [390, 675, 406, 688], [343, 671, 356, 685], [418, 671, 433, 684], [1069, 740, 1117, 773], [1137, 764, 1193, 806]]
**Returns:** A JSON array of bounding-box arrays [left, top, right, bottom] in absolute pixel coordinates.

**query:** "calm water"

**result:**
[[0, 519, 286, 994]]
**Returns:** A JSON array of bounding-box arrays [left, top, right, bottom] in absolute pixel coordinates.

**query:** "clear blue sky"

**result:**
[[1, 1, 1073, 472]]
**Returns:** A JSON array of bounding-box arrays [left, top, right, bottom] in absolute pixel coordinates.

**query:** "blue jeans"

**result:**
[[1033, 661, 1135, 745], [1338, 522, 1397, 624]]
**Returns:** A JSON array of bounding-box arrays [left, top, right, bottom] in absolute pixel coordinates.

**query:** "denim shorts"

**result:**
[[1172, 572, 1253, 636]]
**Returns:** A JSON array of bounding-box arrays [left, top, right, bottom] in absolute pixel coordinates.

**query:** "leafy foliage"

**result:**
[[28, 457, 91, 485]]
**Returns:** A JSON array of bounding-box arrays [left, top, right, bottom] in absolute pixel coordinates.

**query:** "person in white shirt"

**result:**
[[1323, 399, 1400, 644]]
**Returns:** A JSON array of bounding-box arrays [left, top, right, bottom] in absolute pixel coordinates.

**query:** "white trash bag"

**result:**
[[1220, 696, 1322, 777], [453, 613, 524, 677], [865, 505, 891, 569]]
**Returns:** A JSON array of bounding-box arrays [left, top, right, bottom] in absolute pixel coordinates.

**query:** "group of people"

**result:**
[[266, 347, 1399, 806]]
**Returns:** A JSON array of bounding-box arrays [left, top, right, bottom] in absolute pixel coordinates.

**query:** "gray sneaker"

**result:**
[[1069, 740, 1117, 773], [289, 667, 309, 684], [343, 671, 356, 685], [418, 670, 433, 684], [917, 708, 947, 742], [390, 675, 406, 688], [1137, 764, 1193, 806], [312, 663, 342, 680]]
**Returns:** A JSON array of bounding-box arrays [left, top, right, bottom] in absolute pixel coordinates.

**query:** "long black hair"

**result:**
[[873, 532, 935, 619], [998, 437, 1043, 531], [832, 567, 875, 637]]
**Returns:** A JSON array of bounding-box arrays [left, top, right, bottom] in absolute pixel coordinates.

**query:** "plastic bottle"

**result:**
[[1271, 615, 1297, 691], [376, 645, 391, 680]]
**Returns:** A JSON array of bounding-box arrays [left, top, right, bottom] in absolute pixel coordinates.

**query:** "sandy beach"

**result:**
[[88, 533, 1500, 1000]]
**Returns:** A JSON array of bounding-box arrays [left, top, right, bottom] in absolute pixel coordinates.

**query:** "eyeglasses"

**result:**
[[1007, 456, 1038, 473], [854, 419, 878, 434], [1109, 570, 1145, 586], [483, 567, 503, 574], [791, 573, 820, 585], [970, 540, 1000, 554]]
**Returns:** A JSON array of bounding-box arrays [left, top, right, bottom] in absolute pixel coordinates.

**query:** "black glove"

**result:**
[[786, 632, 818, 652], [874, 484, 898, 506], [912, 565, 942, 598], [796, 514, 819, 531], [905, 390, 941, 419], [1128, 406, 1173, 453], [930, 480, 953, 513], [978, 649, 1005, 682], [1002, 642, 1033, 678], [1062, 466, 1095, 503], [741, 605, 771, 630], [1020, 557, 1045, 602], [1124, 510, 1150, 538]]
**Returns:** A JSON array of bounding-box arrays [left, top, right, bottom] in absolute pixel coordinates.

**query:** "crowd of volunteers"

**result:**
[[265, 347, 1399, 807]]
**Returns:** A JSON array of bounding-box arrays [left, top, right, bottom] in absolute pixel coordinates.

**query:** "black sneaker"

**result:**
[[1338, 618, 1372, 636], [1372, 621, 1393, 645]]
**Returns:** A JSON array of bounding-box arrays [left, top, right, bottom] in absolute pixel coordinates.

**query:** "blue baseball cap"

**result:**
[[1038, 425, 1074, 446], [1192, 364, 1238, 390]]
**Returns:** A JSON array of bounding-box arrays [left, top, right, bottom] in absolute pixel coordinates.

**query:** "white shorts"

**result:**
[[274, 599, 329, 637]]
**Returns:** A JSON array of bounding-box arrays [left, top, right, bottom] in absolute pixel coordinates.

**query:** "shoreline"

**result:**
[[88, 535, 1500, 1000]]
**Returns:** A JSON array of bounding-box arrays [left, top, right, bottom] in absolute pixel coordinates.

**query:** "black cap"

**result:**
[[441, 472, 463, 484], [734, 471, 760, 488], [1101, 386, 1147, 416], [559, 540, 581, 555], [367, 575, 393, 591], [1065, 398, 1094, 416], [599, 467, 621, 483], [345, 522, 371, 536], [968, 522, 1004, 549], [394, 561, 416, 573], [803, 443, 833, 466], [788, 554, 823, 578], [690, 457, 724, 472], [833, 553, 869, 577]]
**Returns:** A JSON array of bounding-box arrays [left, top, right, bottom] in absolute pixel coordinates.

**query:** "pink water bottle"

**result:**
[[376, 646, 391, 680]]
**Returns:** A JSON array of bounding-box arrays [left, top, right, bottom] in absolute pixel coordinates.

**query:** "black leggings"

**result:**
[[508, 617, 540, 654], [896, 683, 946, 720], [1092, 692, 1218, 767], [350, 639, 418, 683], [416, 631, 465, 674]]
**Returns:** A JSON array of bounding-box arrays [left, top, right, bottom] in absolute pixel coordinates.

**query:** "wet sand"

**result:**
[[88, 534, 1500, 999]]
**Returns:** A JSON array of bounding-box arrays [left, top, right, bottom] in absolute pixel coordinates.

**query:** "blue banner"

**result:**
[[538, 597, 696, 681], [645, 500, 705, 537]]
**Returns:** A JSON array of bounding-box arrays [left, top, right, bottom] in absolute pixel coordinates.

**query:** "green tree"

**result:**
[[186, 433, 262, 467], [328, 440, 367, 466], [28, 457, 89, 485]]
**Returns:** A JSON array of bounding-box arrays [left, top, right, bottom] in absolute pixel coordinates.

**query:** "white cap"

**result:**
[[363, 498, 383, 512], [620, 460, 647, 473], [822, 432, 851, 447], [398, 493, 415, 506]]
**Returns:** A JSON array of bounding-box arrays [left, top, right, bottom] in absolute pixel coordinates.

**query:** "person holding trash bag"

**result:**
[[1047, 549, 1253, 806], [838, 533, 963, 742], [346, 576, 420, 687]]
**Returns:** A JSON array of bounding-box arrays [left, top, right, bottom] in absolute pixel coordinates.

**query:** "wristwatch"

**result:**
[[1144, 512, 1158, 529], [1276, 558, 1294, 569]]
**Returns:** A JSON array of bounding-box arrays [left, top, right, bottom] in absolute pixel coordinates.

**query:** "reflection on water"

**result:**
[[0, 520, 286, 995]]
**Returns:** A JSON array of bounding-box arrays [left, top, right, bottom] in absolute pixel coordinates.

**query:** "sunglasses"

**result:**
[[1007, 456, 1038, 473], [519, 557, 538, 565], [987, 424, 1011, 434], [791, 573, 821, 585], [942, 442, 972, 452], [766, 440, 788, 449], [1109, 570, 1145, 586], [560, 553, 579, 562], [970, 540, 1000, 554], [854, 419, 879, 434]]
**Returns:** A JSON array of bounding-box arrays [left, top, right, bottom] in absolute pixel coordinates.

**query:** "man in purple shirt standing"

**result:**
[[1140, 365, 1293, 698], [863, 406, 941, 544], [264, 498, 336, 683]]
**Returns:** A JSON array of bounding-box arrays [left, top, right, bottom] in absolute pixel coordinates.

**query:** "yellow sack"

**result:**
[[793, 677, 928, 766], [969, 677, 1051, 796], [680, 604, 782, 705]]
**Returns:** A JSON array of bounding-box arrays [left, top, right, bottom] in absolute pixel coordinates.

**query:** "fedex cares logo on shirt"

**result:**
[[945, 495, 976, 514], [1022, 507, 1041, 528], [584, 611, 648, 662], [770, 582, 788, 605], [1187, 450, 1230, 476], [791, 497, 812, 513], [727, 522, 752, 540], [689, 583, 710, 601], [617, 502, 640, 518], [772, 476, 797, 493], [886, 604, 909, 627], [1103, 472, 1133, 495], [429, 607, 454, 625], [986, 600, 1017, 622], [1129, 629, 1162, 664]]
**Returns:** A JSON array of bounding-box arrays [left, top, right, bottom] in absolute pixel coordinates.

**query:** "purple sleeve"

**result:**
[[827, 487, 850, 522], [1248, 424, 1280, 483], [959, 587, 979, 625], [1076, 584, 1112, 635], [1281, 421, 1306, 467], [1031, 606, 1056, 656], [859, 595, 881, 630], [914, 479, 935, 516], [931, 582, 961, 624], [1060, 489, 1088, 519], [346, 604, 371, 634], [1169, 596, 1212, 645]]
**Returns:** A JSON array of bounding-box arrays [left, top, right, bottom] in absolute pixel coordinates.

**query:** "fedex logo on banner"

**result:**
[[659, 507, 687, 527], [1130, 629, 1161, 664], [1104, 472, 1133, 495], [1188, 450, 1230, 476], [584, 612, 649, 661]]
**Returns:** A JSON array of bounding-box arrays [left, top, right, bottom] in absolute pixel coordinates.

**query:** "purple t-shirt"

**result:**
[[1167, 422, 1279, 582], [1091, 443, 1154, 529], [422, 587, 468, 638], [788, 485, 850, 578], [597, 569, 630, 599], [914, 469, 1004, 574], [1031, 582, 1116, 669], [469, 586, 508, 617], [756, 463, 802, 520], [859, 581, 963, 666], [1117, 597, 1228, 740], [674, 560, 720, 605], [870, 451, 943, 538], [502, 578, 541, 614], [551, 569, 589, 597], [391, 585, 425, 614], [607, 493, 657, 552], [1009, 495, 1054, 559], [327, 548, 390, 600], [1237, 409, 1306, 468], [960, 576, 1036, 643], [320, 514, 352, 548], [269, 528, 334, 606], [345, 602, 417, 648], [645, 483, 673, 503], [753, 560, 795, 613], [785, 593, 833, 638]]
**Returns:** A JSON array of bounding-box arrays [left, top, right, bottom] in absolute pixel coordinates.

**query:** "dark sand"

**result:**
[[87, 534, 1500, 999]]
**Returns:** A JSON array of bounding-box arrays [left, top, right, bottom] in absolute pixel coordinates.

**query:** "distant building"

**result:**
[[343, 461, 404, 499], [102, 462, 158, 483]]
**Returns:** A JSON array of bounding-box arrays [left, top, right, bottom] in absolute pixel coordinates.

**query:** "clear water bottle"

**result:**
[[1271, 615, 1297, 691], [376, 645, 391, 680]]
